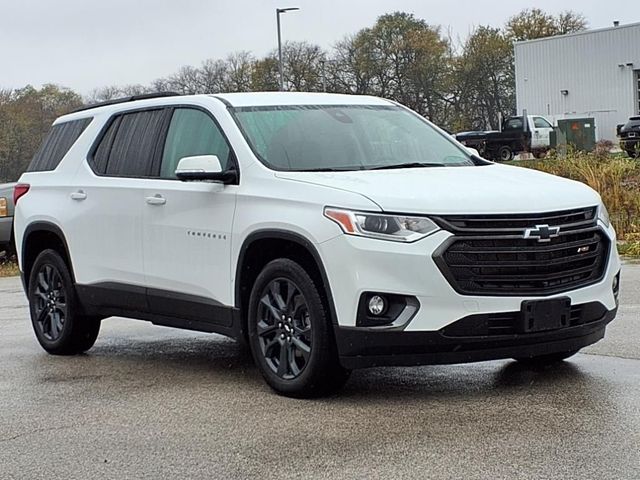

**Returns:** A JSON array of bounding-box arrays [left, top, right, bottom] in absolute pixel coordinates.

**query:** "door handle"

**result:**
[[145, 194, 166, 206], [70, 190, 87, 201]]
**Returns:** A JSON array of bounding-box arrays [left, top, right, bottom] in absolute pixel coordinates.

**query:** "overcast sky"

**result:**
[[1, 0, 638, 95]]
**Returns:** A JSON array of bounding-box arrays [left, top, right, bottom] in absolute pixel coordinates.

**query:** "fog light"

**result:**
[[613, 272, 620, 300], [368, 295, 386, 316]]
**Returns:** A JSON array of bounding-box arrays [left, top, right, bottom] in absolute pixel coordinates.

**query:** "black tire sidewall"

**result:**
[[28, 249, 95, 354], [247, 258, 342, 397], [498, 146, 514, 161]]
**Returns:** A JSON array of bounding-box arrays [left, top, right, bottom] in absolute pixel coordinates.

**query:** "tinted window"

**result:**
[[533, 117, 553, 129], [160, 108, 231, 179], [107, 109, 167, 177], [91, 109, 168, 177], [28, 118, 92, 172], [91, 116, 121, 175], [504, 118, 523, 131]]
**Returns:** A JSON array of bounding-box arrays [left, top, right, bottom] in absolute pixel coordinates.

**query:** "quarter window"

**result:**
[[160, 109, 231, 179], [28, 118, 92, 172]]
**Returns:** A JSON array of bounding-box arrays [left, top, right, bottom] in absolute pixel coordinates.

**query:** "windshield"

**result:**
[[231, 104, 476, 171]]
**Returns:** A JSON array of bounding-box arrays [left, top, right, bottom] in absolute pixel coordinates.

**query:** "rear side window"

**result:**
[[504, 118, 523, 131], [91, 109, 168, 177], [28, 118, 92, 172]]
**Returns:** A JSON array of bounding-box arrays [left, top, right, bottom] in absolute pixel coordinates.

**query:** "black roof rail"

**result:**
[[70, 92, 181, 114]]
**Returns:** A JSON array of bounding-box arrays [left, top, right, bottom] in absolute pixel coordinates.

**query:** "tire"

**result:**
[[532, 150, 546, 159], [626, 149, 640, 159], [247, 258, 350, 397], [496, 145, 514, 162], [28, 249, 101, 355], [514, 349, 579, 366]]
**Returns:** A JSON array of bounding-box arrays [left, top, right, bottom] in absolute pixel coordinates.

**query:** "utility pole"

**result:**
[[320, 60, 326, 92], [276, 7, 299, 91]]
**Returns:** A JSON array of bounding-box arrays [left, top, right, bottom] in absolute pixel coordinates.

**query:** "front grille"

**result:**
[[432, 207, 610, 296], [441, 302, 608, 337]]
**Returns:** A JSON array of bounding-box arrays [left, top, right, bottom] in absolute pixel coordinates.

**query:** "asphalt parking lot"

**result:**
[[1, 267, 639, 480]]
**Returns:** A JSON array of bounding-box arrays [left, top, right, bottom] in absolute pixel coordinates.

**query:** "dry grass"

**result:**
[[517, 149, 640, 241], [617, 241, 640, 257], [0, 259, 19, 277]]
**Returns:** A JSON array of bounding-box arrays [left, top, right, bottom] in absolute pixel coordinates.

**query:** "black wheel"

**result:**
[[514, 349, 579, 366], [28, 249, 101, 355], [532, 150, 546, 159], [247, 258, 350, 397], [626, 149, 640, 159], [496, 145, 514, 162]]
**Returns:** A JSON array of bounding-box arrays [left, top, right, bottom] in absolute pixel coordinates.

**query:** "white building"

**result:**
[[515, 22, 640, 142]]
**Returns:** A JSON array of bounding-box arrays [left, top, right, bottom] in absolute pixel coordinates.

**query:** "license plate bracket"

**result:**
[[519, 297, 571, 333]]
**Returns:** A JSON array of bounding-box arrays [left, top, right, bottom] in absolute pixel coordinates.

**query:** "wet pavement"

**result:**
[[1, 266, 639, 479]]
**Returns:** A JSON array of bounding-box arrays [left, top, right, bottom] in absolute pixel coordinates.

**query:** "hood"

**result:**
[[275, 164, 601, 215]]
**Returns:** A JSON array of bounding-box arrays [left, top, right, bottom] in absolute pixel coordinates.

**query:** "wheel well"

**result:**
[[236, 235, 332, 342], [23, 228, 73, 288]]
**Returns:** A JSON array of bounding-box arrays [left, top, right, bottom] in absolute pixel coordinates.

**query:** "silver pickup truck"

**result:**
[[0, 182, 16, 254]]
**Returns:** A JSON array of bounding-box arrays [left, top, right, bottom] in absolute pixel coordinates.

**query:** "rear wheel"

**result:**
[[248, 258, 350, 397], [514, 349, 579, 366], [496, 145, 514, 162], [28, 249, 101, 355]]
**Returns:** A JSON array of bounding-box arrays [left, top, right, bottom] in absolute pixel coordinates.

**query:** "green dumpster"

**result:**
[[556, 118, 596, 152]]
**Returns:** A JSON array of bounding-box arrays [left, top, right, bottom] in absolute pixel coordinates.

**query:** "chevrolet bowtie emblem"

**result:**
[[523, 224, 560, 242]]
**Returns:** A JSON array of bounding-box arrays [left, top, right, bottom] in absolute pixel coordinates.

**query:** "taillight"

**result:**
[[13, 183, 30, 205]]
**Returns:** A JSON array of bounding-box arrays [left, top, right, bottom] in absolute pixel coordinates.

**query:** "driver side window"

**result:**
[[160, 108, 231, 179]]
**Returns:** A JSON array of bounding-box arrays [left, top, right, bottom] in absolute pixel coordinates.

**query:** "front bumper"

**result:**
[[336, 305, 616, 369], [0, 216, 12, 247], [318, 220, 620, 367], [620, 138, 639, 150]]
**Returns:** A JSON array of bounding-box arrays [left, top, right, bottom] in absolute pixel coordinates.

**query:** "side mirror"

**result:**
[[175, 155, 236, 183]]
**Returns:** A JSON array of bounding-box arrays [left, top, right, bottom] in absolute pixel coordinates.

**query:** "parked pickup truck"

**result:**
[[0, 182, 16, 255], [455, 115, 554, 161], [619, 116, 640, 158]]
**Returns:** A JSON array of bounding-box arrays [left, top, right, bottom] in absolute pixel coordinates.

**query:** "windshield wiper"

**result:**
[[297, 166, 365, 172], [368, 162, 446, 170]]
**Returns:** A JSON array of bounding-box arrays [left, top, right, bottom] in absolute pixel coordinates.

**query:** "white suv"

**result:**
[[14, 92, 620, 397]]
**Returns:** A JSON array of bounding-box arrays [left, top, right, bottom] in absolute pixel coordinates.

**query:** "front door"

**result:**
[[142, 107, 237, 325], [531, 116, 554, 149]]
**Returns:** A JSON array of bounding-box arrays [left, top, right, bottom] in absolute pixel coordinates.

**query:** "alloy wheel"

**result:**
[[33, 264, 67, 341], [256, 278, 312, 379]]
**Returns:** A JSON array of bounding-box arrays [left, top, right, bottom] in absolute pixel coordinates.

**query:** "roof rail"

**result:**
[[70, 92, 181, 114]]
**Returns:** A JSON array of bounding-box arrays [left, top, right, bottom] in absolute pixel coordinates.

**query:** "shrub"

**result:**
[[594, 139, 614, 157]]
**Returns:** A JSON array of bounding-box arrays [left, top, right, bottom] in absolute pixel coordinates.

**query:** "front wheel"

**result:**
[[514, 349, 579, 366], [28, 249, 101, 355], [247, 258, 350, 397]]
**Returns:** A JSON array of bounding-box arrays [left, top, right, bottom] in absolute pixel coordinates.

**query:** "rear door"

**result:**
[[531, 116, 554, 149], [141, 107, 238, 325], [70, 108, 170, 310]]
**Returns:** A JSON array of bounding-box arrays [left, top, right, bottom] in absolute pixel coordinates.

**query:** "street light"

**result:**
[[276, 7, 299, 91]]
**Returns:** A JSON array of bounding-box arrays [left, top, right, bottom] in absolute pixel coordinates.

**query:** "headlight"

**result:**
[[598, 203, 610, 228], [324, 207, 439, 242]]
